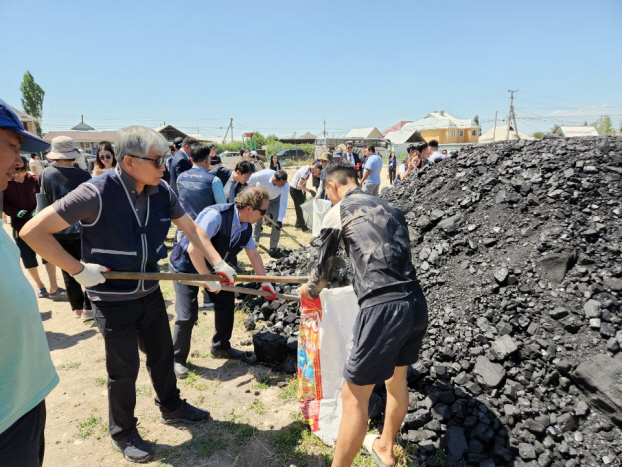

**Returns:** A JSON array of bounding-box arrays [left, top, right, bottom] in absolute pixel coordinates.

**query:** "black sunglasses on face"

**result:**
[[99, 155, 112, 160], [126, 154, 166, 169], [258, 208, 267, 215]]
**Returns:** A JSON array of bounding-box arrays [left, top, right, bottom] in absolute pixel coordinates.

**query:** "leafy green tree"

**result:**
[[20, 71, 45, 135], [532, 132, 545, 139], [591, 115, 614, 134], [473, 115, 481, 135], [266, 134, 280, 144], [252, 131, 266, 147]]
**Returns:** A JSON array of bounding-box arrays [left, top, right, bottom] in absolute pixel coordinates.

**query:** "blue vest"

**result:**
[[177, 166, 217, 220], [169, 203, 252, 273], [81, 171, 171, 299]]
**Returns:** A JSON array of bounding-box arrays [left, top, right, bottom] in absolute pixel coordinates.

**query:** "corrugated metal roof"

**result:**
[[384, 128, 422, 144], [345, 127, 383, 138], [479, 125, 534, 142], [10, 106, 38, 122], [42, 130, 118, 143], [382, 121, 412, 136], [402, 112, 477, 132]]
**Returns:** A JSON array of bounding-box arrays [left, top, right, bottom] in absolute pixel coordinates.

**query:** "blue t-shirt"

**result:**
[[364, 154, 383, 185], [0, 220, 58, 434]]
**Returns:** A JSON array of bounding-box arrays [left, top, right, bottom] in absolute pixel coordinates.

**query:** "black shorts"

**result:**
[[13, 232, 46, 269], [343, 291, 428, 386]]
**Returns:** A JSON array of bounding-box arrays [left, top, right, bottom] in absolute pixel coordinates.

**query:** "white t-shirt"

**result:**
[[30, 159, 43, 177], [291, 166, 311, 191]]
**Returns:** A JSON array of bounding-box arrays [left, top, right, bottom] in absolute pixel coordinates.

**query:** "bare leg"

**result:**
[[45, 263, 59, 293], [374, 366, 409, 466], [331, 381, 374, 467], [26, 267, 46, 290]]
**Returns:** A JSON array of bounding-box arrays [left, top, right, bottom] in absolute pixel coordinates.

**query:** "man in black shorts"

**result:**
[[299, 161, 428, 467]]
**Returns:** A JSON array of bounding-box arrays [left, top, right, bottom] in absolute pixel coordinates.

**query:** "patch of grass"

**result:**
[[269, 421, 310, 466], [278, 377, 298, 402], [194, 432, 228, 458], [193, 419, 255, 459], [95, 377, 107, 387], [58, 362, 81, 370], [251, 400, 266, 414], [194, 394, 205, 406], [223, 359, 240, 369], [255, 371, 288, 389], [136, 385, 153, 397], [428, 448, 448, 466], [77, 411, 104, 439]]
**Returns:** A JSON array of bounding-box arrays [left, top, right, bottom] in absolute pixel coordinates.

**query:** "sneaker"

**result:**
[[160, 399, 210, 425], [37, 288, 49, 298], [211, 347, 258, 364], [82, 309, 95, 322], [111, 428, 154, 463], [174, 362, 189, 379], [74, 309, 83, 319], [49, 288, 68, 301]]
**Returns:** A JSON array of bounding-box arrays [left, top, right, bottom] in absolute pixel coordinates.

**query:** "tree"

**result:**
[[591, 115, 614, 135], [252, 131, 266, 147], [473, 115, 481, 135], [266, 134, 280, 144], [20, 71, 45, 136]]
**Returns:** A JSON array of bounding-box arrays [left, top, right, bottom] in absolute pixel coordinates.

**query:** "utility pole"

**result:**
[[222, 118, 233, 144], [506, 90, 519, 140], [323, 119, 326, 138], [492, 111, 498, 141]]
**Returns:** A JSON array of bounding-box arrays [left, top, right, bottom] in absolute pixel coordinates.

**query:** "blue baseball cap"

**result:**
[[0, 98, 50, 153]]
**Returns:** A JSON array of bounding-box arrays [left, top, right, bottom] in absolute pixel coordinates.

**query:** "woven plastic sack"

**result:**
[[300, 198, 314, 230], [311, 199, 332, 237], [297, 286, 359, 445]]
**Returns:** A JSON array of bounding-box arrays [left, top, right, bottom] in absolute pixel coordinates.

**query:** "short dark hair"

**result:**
[[407, 145, 417, 153], [274, 170, 288, 181], [429, 139, 439, 148], [19, 155, 30, 171], [346, 141, 353, 147], [190, 143, 210, 163], [209, 145, 217, 151], [416, 141, 429, 152], [235, 160, 256, 175], [323, 160, 357, 188], [182, 136, 198, 147], [366, 145, 375, 153]]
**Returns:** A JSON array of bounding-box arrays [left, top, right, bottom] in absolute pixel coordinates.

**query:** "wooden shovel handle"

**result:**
[[102, 271, 308, 284]]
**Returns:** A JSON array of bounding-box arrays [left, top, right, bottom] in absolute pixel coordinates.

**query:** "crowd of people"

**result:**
[[1, 96, 430, 467]]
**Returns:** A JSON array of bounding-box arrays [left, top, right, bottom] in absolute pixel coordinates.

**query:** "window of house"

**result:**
[[459, 130, 464, 137], [472, 130, 477, 136], [450, 130, 456, 137]]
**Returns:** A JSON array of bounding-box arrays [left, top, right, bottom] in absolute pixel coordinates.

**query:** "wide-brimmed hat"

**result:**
[[47, 136, 81, 159], [0, 98, 49, 153], [318, 152, 331, 162]]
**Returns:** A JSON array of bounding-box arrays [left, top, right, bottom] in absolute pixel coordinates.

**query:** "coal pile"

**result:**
[[240, 135, 622, 466]]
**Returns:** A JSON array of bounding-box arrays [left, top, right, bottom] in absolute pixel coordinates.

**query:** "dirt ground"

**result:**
[[4, 163, 397, 467]]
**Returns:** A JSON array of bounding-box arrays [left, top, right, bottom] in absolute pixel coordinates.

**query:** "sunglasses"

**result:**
[[126, 154, 166, 169], [258, 208, 267, 215], [99, 155, 112, 160]]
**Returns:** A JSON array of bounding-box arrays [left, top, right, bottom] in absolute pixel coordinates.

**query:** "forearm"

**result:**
[[246, 249, 267, 276], [360, 170, 370, 185], [189, 245, 213, 275], [20, 207, 83, 274]]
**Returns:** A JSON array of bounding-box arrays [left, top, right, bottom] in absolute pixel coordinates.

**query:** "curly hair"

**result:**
[[234, 186, 269, 211]]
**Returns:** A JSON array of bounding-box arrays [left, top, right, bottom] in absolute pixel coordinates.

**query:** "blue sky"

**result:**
[[1, 0, 621, 138]]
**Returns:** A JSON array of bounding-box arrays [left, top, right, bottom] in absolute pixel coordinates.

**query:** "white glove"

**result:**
[[72, 261, 108, 287], [204, 281, 221, 293], [261, 282, 277, 301], [213, 259, 236, 285]]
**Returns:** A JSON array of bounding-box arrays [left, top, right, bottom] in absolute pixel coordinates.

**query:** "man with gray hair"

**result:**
[[22, 126, 234, 463]]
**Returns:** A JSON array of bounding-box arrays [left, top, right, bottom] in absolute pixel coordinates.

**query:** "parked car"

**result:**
[[276, 149, 307, 159]]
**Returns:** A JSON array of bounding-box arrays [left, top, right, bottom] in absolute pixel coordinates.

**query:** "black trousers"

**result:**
[[289, 187, 306, 228], [389, 167, 396, 185], [172, 281, 235, 364], [0, 400, 46, 467], [93, 289, 181, 440], [57, 237, 91, 311]]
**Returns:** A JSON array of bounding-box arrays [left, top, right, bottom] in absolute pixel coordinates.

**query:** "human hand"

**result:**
[[297, 284, 313, 299], [72, 262, 108, 287], [17, 210, 28, 218], [213, 259, 236, 285], [204, 281, 221, 293], [309, 190, 317, 198], [261, 282, 277, 301], [276, 221, 282, 229]]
